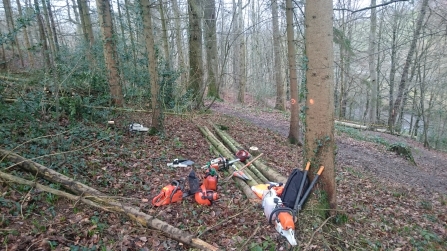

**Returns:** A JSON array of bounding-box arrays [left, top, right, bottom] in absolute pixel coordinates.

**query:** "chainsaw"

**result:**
[[200, 150, 251, 171], [152, 179, 188, 206], [262, 164, 325, 246]]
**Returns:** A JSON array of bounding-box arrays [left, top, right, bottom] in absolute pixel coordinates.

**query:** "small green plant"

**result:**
[[387, 142, 416, 164], [419, 200, 433, 210]]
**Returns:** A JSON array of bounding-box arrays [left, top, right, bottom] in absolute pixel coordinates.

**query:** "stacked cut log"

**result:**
[[210, 124, 287, 184], [198, 125, 288, 199], [0, 149, 218, 251]]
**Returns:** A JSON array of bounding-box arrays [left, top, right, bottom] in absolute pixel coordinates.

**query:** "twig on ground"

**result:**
[[239, 224, 260, 251], [197, 207, 249, 238], [303, 215, 334, 251]]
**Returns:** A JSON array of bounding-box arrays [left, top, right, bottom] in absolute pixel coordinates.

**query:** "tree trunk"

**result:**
[[117, 0, 129, 59], [141, 0, 163, 134], [172, 0, 186, 90], [387, 14, 398, 132], [390, 0, 429, 133], [286, 0, 301, 145], [34, 0, 51, 69], [237, 0, 246, 104], [3, 0, 25, 67], [303, 0, 336, 210], [188, 0, 204, 109], [368, 0, 377, 127], [204, 0, 219, 98], [46, 0, 59, 52], [16, 0, 34, 67], [95, 0, 124, 106], [158, 0, 170, 68], [272, 0, 285, 110], [69, 0, 83, 34], [41, 0, 56, 60], [124, 0, 137, 72]]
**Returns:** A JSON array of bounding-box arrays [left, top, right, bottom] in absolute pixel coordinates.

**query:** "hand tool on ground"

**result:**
[[223, 153, 264, 182], [167, 159, 195, 168], [152, 180, 185, 206], [263, 163, 325, 246], [195, 184, 219, 206], [200, 150, 251, 170]]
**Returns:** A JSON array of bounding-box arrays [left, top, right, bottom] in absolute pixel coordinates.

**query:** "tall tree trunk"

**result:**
[[390, 0, 429, 133], [303, 0, 336, 210], [141, 0, 163, 133], [172, 0, 186, 89], [16, 0, 34, 67], [34, 0, 51, 69], [78, 0, 95, 46], [95, 0, 124, 106], [47, 0, 59, 52], [123, 0, 137, 72], [204, 0, 219, 98], [232, 0, 239, 100], [286, 0, 301, 145], [368, 0, 377, 127], [69, 0, 83, 35], [158, 0, 170, 67], [387, 15, 398, 132], [237, 0, 246, 104], [187, 0, 204, 109], [117, 0, 129, 58], [41, 0, 56, 61], [3, 0, 25, 67], [272, 0, 285, 110]]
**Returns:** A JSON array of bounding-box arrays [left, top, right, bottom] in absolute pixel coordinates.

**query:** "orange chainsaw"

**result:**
[[152, 180, 186, 206], [262, 163, 325, 246]]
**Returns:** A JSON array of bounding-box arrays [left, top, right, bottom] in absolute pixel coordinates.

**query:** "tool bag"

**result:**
[[280, 169, 309, 208]]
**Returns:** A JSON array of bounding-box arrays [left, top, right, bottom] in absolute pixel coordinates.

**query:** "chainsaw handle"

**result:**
[[152, 192, 165, 206], [268, 207, 294, 225]]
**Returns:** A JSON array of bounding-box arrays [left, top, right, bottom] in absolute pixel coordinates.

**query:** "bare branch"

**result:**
[[334, 0, 409, 13]]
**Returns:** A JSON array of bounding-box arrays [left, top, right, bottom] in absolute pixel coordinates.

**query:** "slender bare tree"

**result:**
[[141, 0, 163, 133], [286, 0, 301, 145], [272, 0, 285, 110]]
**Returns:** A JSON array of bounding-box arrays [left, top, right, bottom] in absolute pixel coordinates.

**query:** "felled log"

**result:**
[[198, 126, 260, 185], [211, 125, 269, 183], [0, 152, 218, 251], [0, 148, 105, 198], [209, 145, 260, 202], [211, 125, 287, 184]]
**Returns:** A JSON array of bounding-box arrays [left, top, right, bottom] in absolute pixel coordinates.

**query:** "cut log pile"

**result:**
[[198, 124, 288, 197]]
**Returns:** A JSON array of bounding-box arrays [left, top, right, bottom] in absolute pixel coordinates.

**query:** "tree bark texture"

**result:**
[[204, 0, 219, 98], [188, 0, 204, 108], [16, 0, 34, 67], [141, 0, 163, 133], [272, 0, 285, 110], [368, 0, 378, 127], [95, 0, 124, 106], [303, 0, 336, 210], [286, 0, 301, 145], [34, 0, 52, 69]]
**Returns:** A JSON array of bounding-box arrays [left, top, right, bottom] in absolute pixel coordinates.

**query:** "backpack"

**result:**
[[280, 169, 310, 209]]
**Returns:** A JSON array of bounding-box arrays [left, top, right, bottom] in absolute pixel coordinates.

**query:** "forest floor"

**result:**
[[1, 97, 446, 251]]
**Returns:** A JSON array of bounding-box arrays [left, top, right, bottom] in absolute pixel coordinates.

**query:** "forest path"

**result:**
[[209, 101, 447, 195]]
